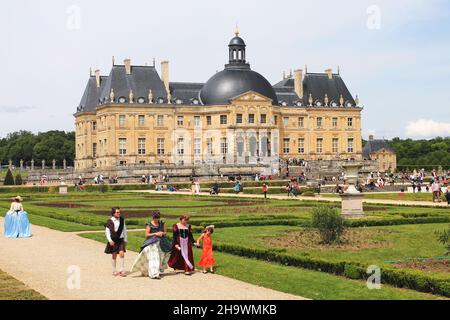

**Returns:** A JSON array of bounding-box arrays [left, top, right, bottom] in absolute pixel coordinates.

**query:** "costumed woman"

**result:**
[[3, 196, 31, 238], [130, 211, 172, 280], [168, 215, 196, 275], [104, 207, 127, 277]]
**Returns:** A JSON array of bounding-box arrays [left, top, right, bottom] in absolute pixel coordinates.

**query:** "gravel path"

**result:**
[[0, 218, 304, 300]]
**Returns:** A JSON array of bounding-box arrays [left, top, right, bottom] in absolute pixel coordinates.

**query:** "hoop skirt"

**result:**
[[3, 211, 31, 238]]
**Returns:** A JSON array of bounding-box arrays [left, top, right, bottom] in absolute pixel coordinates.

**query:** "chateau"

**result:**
[[74, 31, 363, 176]]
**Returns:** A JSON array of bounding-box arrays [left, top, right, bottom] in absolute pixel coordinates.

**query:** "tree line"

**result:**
[[0, 131, 75, 167], [1, 131, 449, 170]]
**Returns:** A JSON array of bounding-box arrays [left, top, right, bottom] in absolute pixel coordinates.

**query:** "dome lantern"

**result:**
[[228, 29, 247, 67]]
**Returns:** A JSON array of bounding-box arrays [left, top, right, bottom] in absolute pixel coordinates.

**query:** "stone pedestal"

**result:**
[[59, 185, 68, 195], [340, 193, 364, 217], [340, 162, 365, 218]]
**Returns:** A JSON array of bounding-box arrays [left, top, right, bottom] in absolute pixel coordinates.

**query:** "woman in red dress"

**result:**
[[196, 225, 215, 273], [168, 215, 195, 275]]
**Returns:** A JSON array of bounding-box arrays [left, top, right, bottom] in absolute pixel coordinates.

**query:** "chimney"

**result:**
[[124, 59, 132, 75], [369, 135, 374, 141], [94, 69, 101, 88], [294, 69, 303, 99], [161, 61, 170, 93], [325, 68, 333, 79]]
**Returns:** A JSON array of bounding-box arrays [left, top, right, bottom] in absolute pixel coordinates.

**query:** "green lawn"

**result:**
[[80, 231, 442, 300], [208, 224, 450, 279], [0, 269, 47, 300], [321, 192, 448, 202], [1, 189, 449, 299]]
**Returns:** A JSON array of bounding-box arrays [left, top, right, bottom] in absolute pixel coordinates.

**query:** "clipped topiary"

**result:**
[[15, 173, 23, 186], [311, 205, 345, 244], [3, 169, 15, 186]]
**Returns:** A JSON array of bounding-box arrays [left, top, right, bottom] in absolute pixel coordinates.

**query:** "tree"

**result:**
[[15, 173, 23, 186], [3, 169, 15, 185]]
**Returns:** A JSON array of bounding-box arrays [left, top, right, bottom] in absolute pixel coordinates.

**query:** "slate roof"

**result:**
[[77, 75, 108, 112], [99, 65, 167, 105], [273, 73, 356, 107], [170, 82, 204, 104], [77, 68, 357, 112], [363, 140, 395, 159]]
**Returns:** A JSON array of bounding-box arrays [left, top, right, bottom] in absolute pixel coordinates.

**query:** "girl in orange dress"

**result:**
[[196, 225, 215, 273]]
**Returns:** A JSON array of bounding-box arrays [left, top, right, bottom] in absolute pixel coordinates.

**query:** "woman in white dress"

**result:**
[[130, 211, 171, 279]]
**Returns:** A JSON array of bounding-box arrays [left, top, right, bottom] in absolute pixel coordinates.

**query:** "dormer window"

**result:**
[[118, 97, 127, 103], [137, 97, 145, 104], [157, 97, 165, 104]]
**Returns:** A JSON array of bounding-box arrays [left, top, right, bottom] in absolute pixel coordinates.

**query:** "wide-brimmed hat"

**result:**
[[14, 196, 23, 202]]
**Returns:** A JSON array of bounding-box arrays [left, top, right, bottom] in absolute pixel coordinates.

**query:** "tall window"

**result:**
[[347, 138, 354, 153], [298, 117, 304, 128], [220, 137, 228, 154], [119, 138, 127, 155], [194, 116, 201, 127], [260, 114, 267, 124], [220, 115, 227, 125], [177, 138, 184, 155], [92, 121, 97, 131], [347, 117, 353, 127], [157, 138, 165, 155], [298, 138, 305, 154], [177, 116, 184, 126], [138, 138, 146, 155], [283, 117, 289, 127], [332, 138, 339, 153], [92, 143, 97, 158], [119, 115, 126, 127], [194, 138, 201, 155], [283, 138, 290, 154], [138, 115, 145, 126], [332, 117, 338, 128], [317, 117, 323, 128], [207, 138, 213, 155], [206, 116, 212, 126], [157, 115, 164, 126], [274, 115, 278, 125], [248, 114, 255, 124], [316, 138, 323, 154], [236, 114, 243, 124]]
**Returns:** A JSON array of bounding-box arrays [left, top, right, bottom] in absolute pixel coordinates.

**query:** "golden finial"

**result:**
[[235, 24, 240, 37]]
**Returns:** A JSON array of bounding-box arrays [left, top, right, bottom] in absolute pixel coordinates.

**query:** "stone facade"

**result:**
[[74, 33, 363, 176]]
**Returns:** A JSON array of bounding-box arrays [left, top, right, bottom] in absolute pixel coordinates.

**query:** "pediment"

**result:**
[[230, 91, 273, 103]]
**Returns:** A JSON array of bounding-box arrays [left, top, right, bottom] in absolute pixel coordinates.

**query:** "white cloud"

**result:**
[[0, 105, 37, 113], [405, 119, 450, 138]]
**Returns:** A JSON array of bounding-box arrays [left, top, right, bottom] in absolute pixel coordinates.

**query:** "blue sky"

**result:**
[[0, 0, 449, 139]]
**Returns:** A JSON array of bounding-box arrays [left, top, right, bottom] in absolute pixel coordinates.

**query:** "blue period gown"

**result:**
[[18, 211, 31, 237], [3, 202, 31, 238], [3, 211, 19, 238]]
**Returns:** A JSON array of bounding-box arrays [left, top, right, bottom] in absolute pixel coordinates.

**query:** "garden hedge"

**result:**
[[213, 243, 450, 297]]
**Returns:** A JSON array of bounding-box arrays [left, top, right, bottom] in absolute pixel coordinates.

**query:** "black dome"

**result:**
[[229, 36, 246, 46], [200, 32, 278, 105], [200, 68, 278, 105]]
